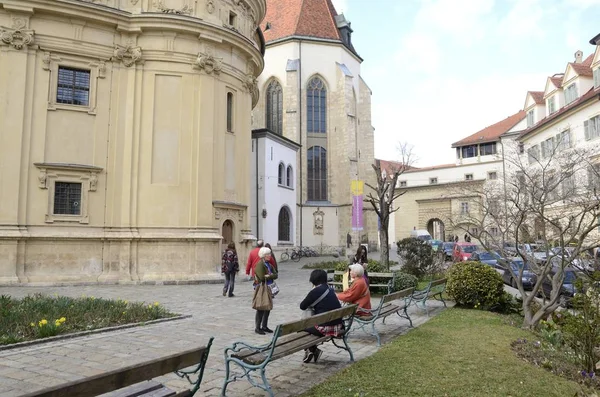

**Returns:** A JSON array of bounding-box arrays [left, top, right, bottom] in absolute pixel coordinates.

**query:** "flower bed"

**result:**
[[0, 293, 177, 345]]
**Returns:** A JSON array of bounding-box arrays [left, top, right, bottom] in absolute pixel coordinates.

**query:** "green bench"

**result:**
[[350, 288, 414, 346], [412, 278, 447, 316], [328, 270, 396, 294], [221, 305, 357, 397], [23, 337, 214, 397]]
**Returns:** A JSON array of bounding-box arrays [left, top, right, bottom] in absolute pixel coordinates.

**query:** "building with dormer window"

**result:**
[[250, 0, 377, 252]]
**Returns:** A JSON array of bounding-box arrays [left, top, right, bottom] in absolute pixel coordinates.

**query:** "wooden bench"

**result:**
[[22, 337, 214, 397], [350, 288, 414, 346], [221, 305, 357, 397], [328, 270, 396, 294], [412, 278, 447, 316]]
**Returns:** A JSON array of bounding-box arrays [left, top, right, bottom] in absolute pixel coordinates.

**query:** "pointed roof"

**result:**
[[568, 53, 594, 77], [451, 110, 526, 147], [262, 0, 341, 42], [550, 74, 564, 88], [528, 91, 545, 104]]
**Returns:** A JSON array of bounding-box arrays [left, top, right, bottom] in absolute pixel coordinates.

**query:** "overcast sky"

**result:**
[[330, 0, 600, 167]]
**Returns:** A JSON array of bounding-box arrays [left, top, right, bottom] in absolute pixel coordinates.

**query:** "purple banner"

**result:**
[[352, 195, 363, 231]]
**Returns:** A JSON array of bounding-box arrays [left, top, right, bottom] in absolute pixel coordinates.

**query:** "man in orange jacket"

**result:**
[[246, 239, 264, 278]]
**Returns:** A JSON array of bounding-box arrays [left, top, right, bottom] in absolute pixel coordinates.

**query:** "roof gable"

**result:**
[[563, 54, 593, 84], [262, 0, 341, 43], [524, 91, 544, 109], [543, 74, 563, 98], [593, 46, 600, 68], [451, 110, 526, 147]]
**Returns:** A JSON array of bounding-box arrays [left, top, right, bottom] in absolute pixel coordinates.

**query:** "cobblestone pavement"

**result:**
[[0, 255, 447, 397]]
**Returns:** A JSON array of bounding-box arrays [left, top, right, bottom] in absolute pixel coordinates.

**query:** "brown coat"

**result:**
[[336, 276, 371, 315]]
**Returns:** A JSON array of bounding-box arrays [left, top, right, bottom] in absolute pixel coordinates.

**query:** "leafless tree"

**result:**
[[365, 143, 414, 270], [453, 141, 600, 329]]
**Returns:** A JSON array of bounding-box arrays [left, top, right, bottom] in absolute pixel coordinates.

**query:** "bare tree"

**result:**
[[365, 143, 414, 270], [453, 141, 600, 329]]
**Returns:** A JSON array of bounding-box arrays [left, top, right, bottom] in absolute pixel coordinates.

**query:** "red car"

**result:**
[[452, 243, 479, 262]]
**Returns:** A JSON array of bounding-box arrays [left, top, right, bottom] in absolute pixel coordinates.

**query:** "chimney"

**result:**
[[574, 50, 583, 63]]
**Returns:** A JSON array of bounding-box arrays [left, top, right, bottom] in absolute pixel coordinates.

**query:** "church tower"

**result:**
[[251, 0, 377, 252]]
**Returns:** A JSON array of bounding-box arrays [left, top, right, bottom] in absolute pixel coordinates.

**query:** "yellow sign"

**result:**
[[351, 180, 364, 195]]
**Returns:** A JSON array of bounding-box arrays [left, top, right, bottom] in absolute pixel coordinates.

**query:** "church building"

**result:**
[[251, 0, 377, 252]]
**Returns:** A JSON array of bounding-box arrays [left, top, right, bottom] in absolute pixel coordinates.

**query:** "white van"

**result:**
[[410, 229, 432, 241]]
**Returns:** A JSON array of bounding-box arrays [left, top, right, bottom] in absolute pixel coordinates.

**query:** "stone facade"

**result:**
[[0, 0, 266, 285]]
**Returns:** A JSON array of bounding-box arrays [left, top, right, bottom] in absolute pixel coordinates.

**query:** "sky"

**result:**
[[330, 0, 600, 167]]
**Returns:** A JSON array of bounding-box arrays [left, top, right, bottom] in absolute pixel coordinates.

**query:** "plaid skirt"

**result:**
[[315, 323, 345, 337]]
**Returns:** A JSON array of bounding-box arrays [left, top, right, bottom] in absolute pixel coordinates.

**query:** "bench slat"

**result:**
[[381, 288, 414, 305], [232, 332, 318, 360], [23, 346, 210, 397], [100, 380, 165, 397], [279, 305, 357, 336], [233, 334, 328, 365]]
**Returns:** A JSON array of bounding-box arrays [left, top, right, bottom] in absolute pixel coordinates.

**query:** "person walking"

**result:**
[[299, 269, 344, 363], [246, 239, 264, 279], [221, 242, 239, 297], [347, 232, 352, 248], [254, 247, 278, 335]]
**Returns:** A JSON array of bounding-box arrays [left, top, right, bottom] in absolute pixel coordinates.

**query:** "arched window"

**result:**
[[266, 80, 283, 134], [307, 77, 326, 134], [307, 146, 327, 201], [278, 207, 291, 242], [286, 165, 293, 187], [278, 162, 285, 185]]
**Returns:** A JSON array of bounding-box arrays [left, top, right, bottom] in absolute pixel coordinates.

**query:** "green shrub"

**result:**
[[392, 272, 418, 292], [396, 238, 435, 279], [446, 261, 504, 310]]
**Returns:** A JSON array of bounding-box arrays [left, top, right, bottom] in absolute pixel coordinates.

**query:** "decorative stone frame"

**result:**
[[43, 52, 106, 115], [34, 163, 103, 224]]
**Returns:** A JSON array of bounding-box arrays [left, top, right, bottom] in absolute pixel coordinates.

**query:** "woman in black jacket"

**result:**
[[299, 269, 344, 363]]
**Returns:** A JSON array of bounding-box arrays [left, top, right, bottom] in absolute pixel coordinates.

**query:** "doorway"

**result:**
[[427, 218, 445, 241], [222, 219, 234, 251]]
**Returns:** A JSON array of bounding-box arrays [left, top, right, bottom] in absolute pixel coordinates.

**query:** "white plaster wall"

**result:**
[[399, 161, 503, 188]]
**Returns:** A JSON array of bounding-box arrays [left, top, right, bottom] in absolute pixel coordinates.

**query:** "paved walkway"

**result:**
[[0, 256, 447, 397]]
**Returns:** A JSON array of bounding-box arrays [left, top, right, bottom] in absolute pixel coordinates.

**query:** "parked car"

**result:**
[[501, 257, 537, 290], [442, 242, 455, 261], [410, 229, 432, 241], [452, 243, 478, 262], [429, 239, 443, 252], [539, 266, 580, 307], [471, 251, 501, 268]]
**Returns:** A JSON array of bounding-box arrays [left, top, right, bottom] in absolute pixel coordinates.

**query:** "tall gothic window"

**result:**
[[278, 162, 285, 185], [307, 146, 327, 201], [278, 206, 291, 241], [307, 77, 326, 134], [266, 80, 283, 134]]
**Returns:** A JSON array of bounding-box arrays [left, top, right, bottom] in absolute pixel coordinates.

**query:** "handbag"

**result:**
[[252, 282, 273, 311], [269, 282, 280, 296], [301, 287, 331, 319]]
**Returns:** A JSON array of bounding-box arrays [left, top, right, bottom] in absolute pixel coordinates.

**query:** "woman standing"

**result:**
[[221, 242, 239, 297], [254, 247, 278, 335], [299, 269, 344, 363], [351, 246, 369, 286], [265, 243, 278, 271], [337, 264, 371, 316]]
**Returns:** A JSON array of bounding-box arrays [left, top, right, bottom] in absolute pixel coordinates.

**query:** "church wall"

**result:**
[[0, 0, 265, 285]]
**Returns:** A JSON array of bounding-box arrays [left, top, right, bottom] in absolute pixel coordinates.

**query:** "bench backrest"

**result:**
[[368, 272, 394, 278], [278, 304, 358, 337], [22, 337, 214, 397], [429, 278, 447, 289], [381, 287, 414, 305]]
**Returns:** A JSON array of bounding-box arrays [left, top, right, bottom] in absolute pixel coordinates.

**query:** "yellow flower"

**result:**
[[55, 320, 61, 326], [122, 311, 126, 315], [148, 304, 152, 308], [154, 302, 159, 307], [124, 300, 128, 304], [59, 317, 66, 323], [39, 319, 48, 326], [90, 296, 95, 300], [30, 322, 35, 327]]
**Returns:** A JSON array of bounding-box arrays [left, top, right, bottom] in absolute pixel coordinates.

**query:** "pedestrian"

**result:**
[[336, 264, 371, 315], [254, 247, 278, 335], [265, 243, 277, 271], [464, 233, 468, 242], [454, 235, 459, 243], [347, 232, 352, 248], [299, 269, 344, 363], [221, 242, 239, 297], [246, 239, 264, 279], [350, 245, 369, 286]]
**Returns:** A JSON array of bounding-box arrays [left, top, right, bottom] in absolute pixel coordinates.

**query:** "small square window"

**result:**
[[518, 142, 524, 154], [429, 177, 438, 185], [465, 174, 473, 181], [53, 182, 82, 215], [399, 181, 407, 187], [488, 172, 497, 180], [229, 11, 237, 26], [460, 202, 469, 214], [57, 67, 90, 106]]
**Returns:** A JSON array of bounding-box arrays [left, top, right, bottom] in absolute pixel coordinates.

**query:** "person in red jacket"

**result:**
[[245, 239, 264, 278]]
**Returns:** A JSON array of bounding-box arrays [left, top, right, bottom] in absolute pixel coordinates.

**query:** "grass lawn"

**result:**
[[0, 293, 177, 345], [302, 308, 585, 397]]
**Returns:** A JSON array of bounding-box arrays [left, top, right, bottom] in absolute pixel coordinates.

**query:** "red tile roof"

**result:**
[[550, 75, 564, 88], [376, 159, 416, 177], [566, 54, 594, 79], [519, 86, 600, 140], [262, 0, 341, 43], [529, 91, 545, 104], [451, 110, 526, 147]]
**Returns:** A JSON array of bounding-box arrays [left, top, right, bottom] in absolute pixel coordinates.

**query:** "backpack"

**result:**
[[221, 250, 238, 273]]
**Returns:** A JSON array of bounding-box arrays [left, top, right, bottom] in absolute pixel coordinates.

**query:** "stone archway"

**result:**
[[222, 219, 234, 250], [427, 218, 445, 241]]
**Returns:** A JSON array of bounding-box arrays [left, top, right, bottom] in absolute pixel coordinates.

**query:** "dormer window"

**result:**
[[547, 96, 556, 114], [461, 145, 477, 158], [565, 83, 578, 105], [594, 68, 600, 89], [526, 110, 534, 127]]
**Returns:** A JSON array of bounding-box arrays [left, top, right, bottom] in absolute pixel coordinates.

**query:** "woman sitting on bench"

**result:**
[[299, 269, 344, 364], [337, 264, 371, 316]]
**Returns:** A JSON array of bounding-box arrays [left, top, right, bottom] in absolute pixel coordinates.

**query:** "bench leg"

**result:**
[[396, 307, 413, 327], [331, 336, 354, 362], [434, 292, 447, 307], [221, 357, 232, 397], [221, 357, 273, 397], [260, 368, 274, 397]]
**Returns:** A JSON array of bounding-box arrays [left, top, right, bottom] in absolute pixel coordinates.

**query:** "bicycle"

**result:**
[[280, 249, 290, 262], [290, 247, 302, 262]]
